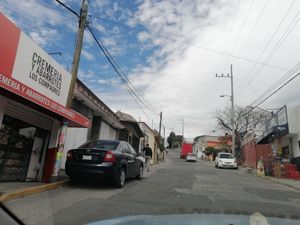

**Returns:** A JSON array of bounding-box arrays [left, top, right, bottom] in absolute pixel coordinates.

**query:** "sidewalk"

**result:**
[[239, 166, 300, 191], [0, 172, 68, 203]]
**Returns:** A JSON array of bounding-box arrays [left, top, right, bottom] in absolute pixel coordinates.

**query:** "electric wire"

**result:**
[[87, 25, 153, 120]]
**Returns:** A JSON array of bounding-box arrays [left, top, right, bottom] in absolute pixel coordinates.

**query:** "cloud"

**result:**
[[29, 28, 58, 47], [78, 69, 95, 79], [2, 0, 63, 27], [119, 0, 300, 138], [82, 49, 95, 61]]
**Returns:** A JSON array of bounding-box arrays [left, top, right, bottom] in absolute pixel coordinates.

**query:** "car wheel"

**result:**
[[135, 165, 143, 180], [114, 167, 126, 188]]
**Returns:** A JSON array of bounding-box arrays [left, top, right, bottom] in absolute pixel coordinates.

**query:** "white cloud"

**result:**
[[116, 0, 300, 138], [78, 69, 95, 79], [82, 49, 95, 61], [98, 78, 120, 87], [29, 28, 58, 46]]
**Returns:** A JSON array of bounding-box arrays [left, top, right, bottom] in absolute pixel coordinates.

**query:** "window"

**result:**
[[128, 144, 136, 155], [219, 153, 233, 159], [79, 140, 119, 150], [119, 143, 130, 154]]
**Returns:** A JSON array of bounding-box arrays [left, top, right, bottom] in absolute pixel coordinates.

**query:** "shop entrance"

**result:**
[[0, 115, 49, 181]]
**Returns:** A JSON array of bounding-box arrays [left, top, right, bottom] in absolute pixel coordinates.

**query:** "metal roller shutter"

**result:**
[[5, 99, 53, 131]]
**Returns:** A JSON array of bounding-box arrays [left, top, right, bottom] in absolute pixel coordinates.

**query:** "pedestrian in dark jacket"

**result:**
[[142, 144, 152, 172]]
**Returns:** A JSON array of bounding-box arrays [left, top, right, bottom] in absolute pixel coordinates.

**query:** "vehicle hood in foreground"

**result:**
[[86, 213, 299, 225]]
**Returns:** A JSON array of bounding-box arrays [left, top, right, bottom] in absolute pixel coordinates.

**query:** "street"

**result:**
[[5, 149, 300, 225]]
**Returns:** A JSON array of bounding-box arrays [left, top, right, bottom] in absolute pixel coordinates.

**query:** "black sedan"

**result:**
[[65, 140, 144, 188]]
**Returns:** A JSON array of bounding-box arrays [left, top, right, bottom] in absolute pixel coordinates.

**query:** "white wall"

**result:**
[[285, 106, 300, 157], [60, 127, 88, 169], [99, 121, 117, 140], [287, 106, 300, 134]]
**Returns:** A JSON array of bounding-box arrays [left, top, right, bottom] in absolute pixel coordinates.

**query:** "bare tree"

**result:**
[[216, 105, 270, 153]]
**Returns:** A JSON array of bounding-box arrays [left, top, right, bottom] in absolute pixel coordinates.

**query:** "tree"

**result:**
[[216, 105, 269, 155], [167, 132, 176, 149], [205, 146, 216, 155]]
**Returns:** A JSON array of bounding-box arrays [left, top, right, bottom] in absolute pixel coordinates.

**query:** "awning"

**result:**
[[0, 77, 90, 128]]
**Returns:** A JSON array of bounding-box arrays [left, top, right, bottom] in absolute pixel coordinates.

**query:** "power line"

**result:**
[[89, 22, 157, 114], [246, 15, 300, 86], [91, 15, 290, 72], [217, 0, 241, 73], [54, 0, 79, 17], [88, 23, 158, 115], [249, 62, 300, 106], [87, 25, 153, 120], [23, 16, 76, 31], [253, 71, 300, 109], [237, 0, 270, 57], [236, 9, 300, 97], [241, 70, 300, 117], [229, 0, 256, 55], [236, 0, 296, 92]]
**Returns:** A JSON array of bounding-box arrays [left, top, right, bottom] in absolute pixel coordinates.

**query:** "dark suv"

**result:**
[[65, 140, 144, 188]]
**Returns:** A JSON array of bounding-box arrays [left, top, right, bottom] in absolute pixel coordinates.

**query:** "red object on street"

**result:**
[[42, 147, 58, 183], [180, 143, 193, 159]]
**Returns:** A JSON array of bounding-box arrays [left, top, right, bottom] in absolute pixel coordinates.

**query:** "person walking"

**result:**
[[142, 144, 153, 172]]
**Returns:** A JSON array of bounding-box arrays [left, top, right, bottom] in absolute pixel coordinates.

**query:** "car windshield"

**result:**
[[219, 154, 233, 159], [79, 140, 119, 150], [2, 1, 300, 225]]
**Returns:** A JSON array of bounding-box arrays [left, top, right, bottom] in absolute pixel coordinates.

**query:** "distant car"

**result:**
[[65, 140, 144, 188], [215, 152, 238, 169], [186, 153, 197, 162]]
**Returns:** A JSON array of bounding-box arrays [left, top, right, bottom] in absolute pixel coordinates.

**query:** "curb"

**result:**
[[262, 176, 300, 192], [0, 180, 68, 203]]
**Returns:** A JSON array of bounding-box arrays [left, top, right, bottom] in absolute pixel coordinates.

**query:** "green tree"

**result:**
[[205, 146, 216, 155], [167, 132, 176, 149]]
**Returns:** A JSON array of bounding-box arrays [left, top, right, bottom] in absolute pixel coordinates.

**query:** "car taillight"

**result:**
[[67, 151, 73, 160], [104, 151, 116, 162]]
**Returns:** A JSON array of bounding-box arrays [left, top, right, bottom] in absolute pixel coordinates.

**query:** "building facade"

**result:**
[[193, 135, 220, 157], [116, 111, 144, 153], [0, 13, 90, 182], [257, 105, 300, 166]]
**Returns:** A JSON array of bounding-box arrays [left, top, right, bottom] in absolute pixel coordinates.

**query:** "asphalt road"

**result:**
[[5, 149, 300, 225]]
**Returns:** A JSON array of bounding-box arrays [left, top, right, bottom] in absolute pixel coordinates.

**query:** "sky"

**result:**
[[2, 0, 300, 139]]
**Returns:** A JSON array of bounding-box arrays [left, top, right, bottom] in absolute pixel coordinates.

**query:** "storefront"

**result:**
[[0, 13, 90, 182], [257, 105, 300, 179]]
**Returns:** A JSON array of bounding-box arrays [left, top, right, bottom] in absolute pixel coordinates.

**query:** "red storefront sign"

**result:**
[[0, 13, 90, 128]]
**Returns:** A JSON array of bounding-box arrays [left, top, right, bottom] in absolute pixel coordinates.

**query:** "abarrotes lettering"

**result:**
[[29, 52, 62, 96]]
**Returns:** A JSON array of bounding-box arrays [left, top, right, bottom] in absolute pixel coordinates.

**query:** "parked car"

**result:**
[[186, 153, 197, 162], [65, 140, 144, 188], [215, 152, 238, 169]]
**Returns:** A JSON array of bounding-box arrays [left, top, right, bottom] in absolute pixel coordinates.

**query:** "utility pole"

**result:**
[[216, 64, 235, 156], [163, 125, 166, 148], [182, 116, 184, 138], [66, 0, 88, 108], [53, 0, 88, 177], [158, 111, 162, 137]]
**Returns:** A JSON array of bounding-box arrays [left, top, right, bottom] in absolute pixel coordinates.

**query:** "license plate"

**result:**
[[82, 155, 92, 160]]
